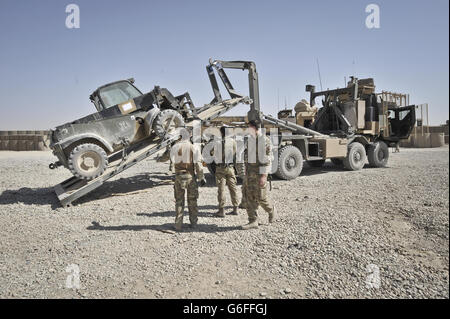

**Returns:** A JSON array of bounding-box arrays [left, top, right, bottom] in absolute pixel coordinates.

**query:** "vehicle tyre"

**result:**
[[68, 143, 108, 180], [368, 141, 389, 167], [153, 109, 185, 138], [343, 142, 366, 171], [308, 159, 326, 168], [331, 158, 344, 166], [275, 145, 303, 180]]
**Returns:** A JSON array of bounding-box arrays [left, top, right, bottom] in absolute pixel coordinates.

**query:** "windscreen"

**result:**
[[99, 82, 142, 109]]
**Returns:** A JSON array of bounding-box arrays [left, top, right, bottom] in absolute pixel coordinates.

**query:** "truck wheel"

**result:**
[[331, 158, 344, 166], [308, 159, 325, 168], [153, 109, 185, 138], [343, 142, 366, 171], [368, 141, 389, 167], [68, 143, 108, 180], [276, 145, 303, 180]]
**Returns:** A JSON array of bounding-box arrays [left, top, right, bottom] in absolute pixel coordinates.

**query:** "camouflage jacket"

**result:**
[[244, 133, 272, 175], [170, 139, 204, 180]]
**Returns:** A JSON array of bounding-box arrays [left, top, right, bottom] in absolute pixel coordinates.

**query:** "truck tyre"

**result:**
[[331, 158, 344, 166], [308, 159, 325, 168], [153, 109, 185, 138], [68, 143, 108, 180], [343, 142, 366, 171], [368, 141, 389, 167], [276, 145, 303, 180]]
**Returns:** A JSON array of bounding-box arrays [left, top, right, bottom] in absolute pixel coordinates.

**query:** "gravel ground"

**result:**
[[0, 146, 448, 299]]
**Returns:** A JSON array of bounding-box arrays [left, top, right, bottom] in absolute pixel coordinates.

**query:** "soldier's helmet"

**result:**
[[248, 119, 261, 129]]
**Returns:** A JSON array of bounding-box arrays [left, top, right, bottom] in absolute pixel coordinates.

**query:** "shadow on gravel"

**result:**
[[273, 162, 381, 178], [137, 205, 236, 218], [0, 187, 60, 209], [74, 173, 175, 205], [87, 221, 241, 233], [0, 173, 176, 209]]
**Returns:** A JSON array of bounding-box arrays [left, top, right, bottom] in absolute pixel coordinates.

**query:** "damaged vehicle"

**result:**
[[49, 78, 194, 179]]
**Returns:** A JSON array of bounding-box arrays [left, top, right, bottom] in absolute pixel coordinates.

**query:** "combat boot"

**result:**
[[228, 206, 238, 215], [174, 223, 183, 232], [215, 208, 225, 218], [268, 206, 276, 223], [241, 220, 258, 230], [239, 202, 246, 209]]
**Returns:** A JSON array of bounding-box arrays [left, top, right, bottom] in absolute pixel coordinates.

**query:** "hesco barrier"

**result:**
[[399, 133, 446, 148], [0, 131, 51, 151]]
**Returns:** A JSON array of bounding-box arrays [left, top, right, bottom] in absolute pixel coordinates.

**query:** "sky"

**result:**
[[0, 0, 448, 129]]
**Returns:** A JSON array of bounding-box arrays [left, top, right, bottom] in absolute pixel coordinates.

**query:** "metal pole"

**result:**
[[421, 104, 424, 136]]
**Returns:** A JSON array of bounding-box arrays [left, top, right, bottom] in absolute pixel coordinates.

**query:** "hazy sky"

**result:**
[[0, 0, 448, 129]]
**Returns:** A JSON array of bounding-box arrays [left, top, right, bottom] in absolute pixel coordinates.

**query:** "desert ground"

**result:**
[[0, 146, 448, 299]]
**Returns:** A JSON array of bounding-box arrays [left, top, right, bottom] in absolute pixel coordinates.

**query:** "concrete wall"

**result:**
[[0, 131, 51, 151], [399, 124, 449, 148], [399, 132, 446, 148]]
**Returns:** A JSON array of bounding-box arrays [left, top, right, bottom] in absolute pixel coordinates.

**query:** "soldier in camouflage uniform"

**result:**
[[170, 131, 205, 231], [242, 120, 275, 230], [237, 163, 247, 209], [211, 126, 239, 217]]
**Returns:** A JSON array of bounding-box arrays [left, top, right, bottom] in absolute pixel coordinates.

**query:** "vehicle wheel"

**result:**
[[331, 158, 344, 166], [308, 159, 326, 168], [153, 109, 185, 138], [68, 143, 108, 180], [275, 145, 303, 180], [368, 141, 389, 167], [343, 142, 366, 171]]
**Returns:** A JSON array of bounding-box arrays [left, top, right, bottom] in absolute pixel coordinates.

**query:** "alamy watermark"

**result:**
[[365, 4, 380, 29], [65, 264, 80, 289], [365, 263, 381, 289], [65, 4, 80, 29], [168, 122, 279, 175]]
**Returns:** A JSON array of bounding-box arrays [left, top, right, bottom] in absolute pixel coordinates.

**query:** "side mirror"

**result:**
[[306, 85, 315, 93]]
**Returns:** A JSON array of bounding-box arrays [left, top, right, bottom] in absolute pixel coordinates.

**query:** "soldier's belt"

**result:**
[[217, 163, 234, 168], [175, 171, 193, 176]]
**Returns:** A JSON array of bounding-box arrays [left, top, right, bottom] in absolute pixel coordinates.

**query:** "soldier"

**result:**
[[212, 126, 239, 217], [170, 129, 206, 231], [235, 139, 247, 209], [237, 163, 247, 209], [241, 120, 275, 230]]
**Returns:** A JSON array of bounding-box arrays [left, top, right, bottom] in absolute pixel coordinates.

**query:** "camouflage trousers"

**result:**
[[240, 178, 247, 208], [245, 168, 273, 223], [174, 172, 199, 227], [215, 165, 239, 209]]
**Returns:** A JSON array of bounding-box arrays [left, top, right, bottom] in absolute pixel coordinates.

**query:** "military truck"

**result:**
[[49, 79, 193, 180], [302, 77, 416, 170], [208, 71, 416, 180]]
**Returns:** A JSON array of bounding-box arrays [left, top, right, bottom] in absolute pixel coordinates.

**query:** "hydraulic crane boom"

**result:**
[[208, 60, 261, 123]]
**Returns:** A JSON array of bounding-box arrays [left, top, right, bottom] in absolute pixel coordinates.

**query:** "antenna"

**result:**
[[277, 88, 280, 111], [316, 58, 323, 91]]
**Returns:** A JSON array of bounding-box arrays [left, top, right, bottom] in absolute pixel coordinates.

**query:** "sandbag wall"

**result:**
[[0, 131, 51, 151]]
